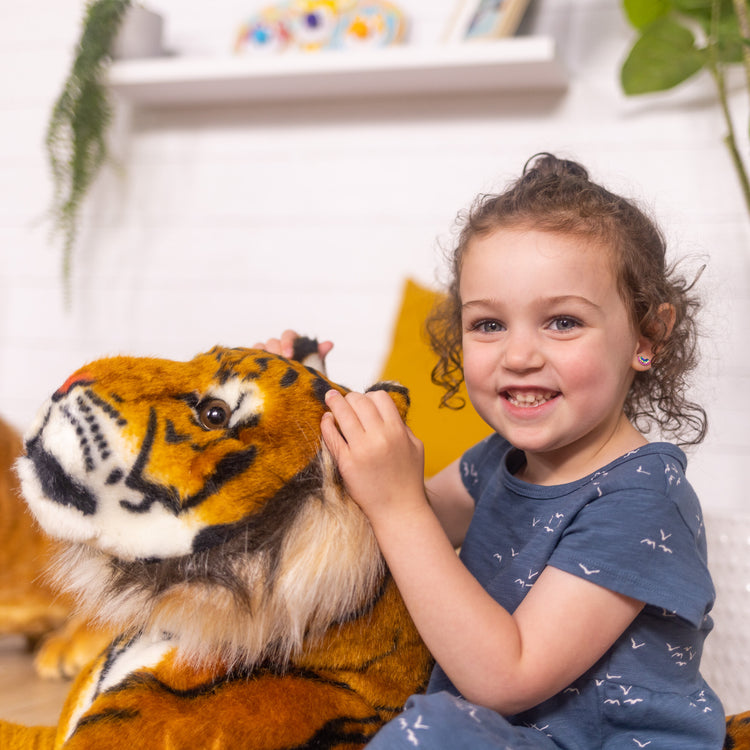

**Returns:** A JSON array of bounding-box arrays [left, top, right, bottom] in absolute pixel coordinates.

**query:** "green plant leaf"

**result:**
[[673, 0, 739, 14], [46, 0, 132, 303], [623, 0, 673, 29], [619, 1, 750, 220], [621, 17, 708, 93], [673, 0, 713, 11], [675, 1, 746, 62], [711, 8, 746, 62], [675, 0, 738, 32]]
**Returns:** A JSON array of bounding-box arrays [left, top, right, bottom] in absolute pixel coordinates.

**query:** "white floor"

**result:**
[[0, 636, 68, 726]]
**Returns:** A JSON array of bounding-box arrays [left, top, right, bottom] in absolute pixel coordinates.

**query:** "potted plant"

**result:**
[[46, 0, 163, 302], [620, 0, 750, 217]]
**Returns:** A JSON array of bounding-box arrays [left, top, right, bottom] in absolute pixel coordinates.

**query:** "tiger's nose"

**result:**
[[52, 371, 94, 401]]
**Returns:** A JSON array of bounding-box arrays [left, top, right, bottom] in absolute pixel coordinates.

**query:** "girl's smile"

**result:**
[[460, 227, 653, 485], [503, 389, 559, 410]]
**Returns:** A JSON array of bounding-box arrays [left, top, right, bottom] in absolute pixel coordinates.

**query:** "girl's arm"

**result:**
[[424, 459, 475, 548], [322, 389, 644, 716]]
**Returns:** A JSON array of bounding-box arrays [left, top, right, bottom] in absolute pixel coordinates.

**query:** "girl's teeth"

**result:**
[[507, 391, 554, 407]]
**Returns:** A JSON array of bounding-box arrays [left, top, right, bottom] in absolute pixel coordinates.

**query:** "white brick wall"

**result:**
[[2, 0, 749, 514]]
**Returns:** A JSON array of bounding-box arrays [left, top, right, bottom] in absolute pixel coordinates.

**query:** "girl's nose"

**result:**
[[501, 331, 544, 372]]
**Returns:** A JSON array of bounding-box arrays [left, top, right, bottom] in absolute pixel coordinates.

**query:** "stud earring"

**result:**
[[637, 355, 651, 367]]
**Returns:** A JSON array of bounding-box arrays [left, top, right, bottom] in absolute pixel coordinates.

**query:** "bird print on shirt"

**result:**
[[515, 569, 540, 589], [532, 512, 565, 533], [600, 682, 647, 711], [640, 528, 673, 554], [665, 642, 696, 668], [461, 460, 479, 486], [689, 690, 713, 713], [398, 715, 429, 746], [590, 468, 609, 498], [578, 563, 600, 576], [664, 463, 682, 488], [525, 722, 553, 739]]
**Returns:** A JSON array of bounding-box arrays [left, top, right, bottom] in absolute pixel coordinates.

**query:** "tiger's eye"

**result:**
[[198, 399, 231, 429]]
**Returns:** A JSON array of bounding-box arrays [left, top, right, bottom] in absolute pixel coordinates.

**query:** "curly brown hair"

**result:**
[[426, 153, 707, 446]]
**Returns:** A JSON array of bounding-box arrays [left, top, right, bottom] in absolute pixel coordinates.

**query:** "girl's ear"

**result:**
[[633, 303, 676, 371]]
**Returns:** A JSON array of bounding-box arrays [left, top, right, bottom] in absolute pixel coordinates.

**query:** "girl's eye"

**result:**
[[198, 399, 232, 429], [549, 316, 581, 332], [474, 320, 504, 334]]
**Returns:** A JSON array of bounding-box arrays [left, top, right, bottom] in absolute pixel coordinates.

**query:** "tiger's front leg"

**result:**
[[0, 720, 56, 750], [58, 634, 385, 750]]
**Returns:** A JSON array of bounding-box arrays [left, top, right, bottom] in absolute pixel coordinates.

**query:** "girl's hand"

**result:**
[[252, 329, 334, 362], [321, 389, 426, 523]]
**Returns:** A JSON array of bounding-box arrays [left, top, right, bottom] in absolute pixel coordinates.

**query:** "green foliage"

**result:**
[[621, 0, 744, 94], [623, 0, 672, 30], [620, 0, 750, 217], [621, 17, 707, 94], [46, 0, 132, 301]]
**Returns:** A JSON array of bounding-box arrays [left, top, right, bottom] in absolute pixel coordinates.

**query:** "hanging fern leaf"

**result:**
[[46, 0, 132, 302]]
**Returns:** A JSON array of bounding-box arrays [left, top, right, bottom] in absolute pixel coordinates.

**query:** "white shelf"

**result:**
[[107, 37, 566, 106]]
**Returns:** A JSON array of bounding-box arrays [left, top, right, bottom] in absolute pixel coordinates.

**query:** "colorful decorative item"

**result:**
[[332, 1, 407, 49], [444, 0, 530, 43], [235, 0, 406, 54], [234, 5, 294, 54], [290, 0, 352, 51]]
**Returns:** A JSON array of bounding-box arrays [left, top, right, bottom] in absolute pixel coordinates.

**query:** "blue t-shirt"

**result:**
[[428, 434, 726, 748]]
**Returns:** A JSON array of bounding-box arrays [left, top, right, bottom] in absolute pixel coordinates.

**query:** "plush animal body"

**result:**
[[0, 343, 432, 749], [0, 415, 71, 646], [0, 412, 111, 681]]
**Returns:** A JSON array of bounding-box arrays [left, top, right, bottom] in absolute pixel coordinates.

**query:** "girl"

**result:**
[[265, 154, 725, 748]]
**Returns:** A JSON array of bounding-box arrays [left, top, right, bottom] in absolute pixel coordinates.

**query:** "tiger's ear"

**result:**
[[365, 382, 410, 420], [290, 336, 326, 375]]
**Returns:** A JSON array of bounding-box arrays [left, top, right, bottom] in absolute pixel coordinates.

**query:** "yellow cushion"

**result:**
[[380, 279, 492, 478]]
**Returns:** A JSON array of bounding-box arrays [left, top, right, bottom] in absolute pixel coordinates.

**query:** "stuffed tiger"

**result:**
[[0, 412, 112, 679], [726, 713, 750, 750], [0, 415, 71, 645], [0, 340, 433, 750]]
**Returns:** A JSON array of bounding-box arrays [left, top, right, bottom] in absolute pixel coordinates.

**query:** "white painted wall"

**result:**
[[2, 0, 749, 518]]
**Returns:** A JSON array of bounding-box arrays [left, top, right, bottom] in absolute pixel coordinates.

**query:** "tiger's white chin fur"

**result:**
[[47, 450, 384, 671], [16, 455, 200, 559]]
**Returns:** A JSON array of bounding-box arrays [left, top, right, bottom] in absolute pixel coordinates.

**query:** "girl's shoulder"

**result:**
[[578, 442, 706, 555], [550, 443, 712, 626], [592, 441, 688, 493]]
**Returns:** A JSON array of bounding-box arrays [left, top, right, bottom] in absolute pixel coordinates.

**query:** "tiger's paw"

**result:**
[[34, 615, 113, 680]]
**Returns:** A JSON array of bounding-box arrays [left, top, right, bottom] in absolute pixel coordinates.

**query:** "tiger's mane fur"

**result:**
[[49, 449, 383, 671]]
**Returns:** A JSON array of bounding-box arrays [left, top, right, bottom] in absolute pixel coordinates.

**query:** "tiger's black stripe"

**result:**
[[288, 715, 382, 750]]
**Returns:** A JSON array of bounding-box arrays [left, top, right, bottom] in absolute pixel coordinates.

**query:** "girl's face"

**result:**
[[459, 227, 653, 484]]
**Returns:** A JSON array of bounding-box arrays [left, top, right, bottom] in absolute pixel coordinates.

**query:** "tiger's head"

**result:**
[[17, 343, 409, 668]]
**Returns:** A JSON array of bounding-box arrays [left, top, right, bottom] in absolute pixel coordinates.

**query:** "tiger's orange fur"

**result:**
[[0, 415, 71, 645], [0, 344, 433, 750]]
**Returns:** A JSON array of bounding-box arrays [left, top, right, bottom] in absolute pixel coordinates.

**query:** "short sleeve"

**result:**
[[548, 479, 713, 628], [459, 434, 511, 499]]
